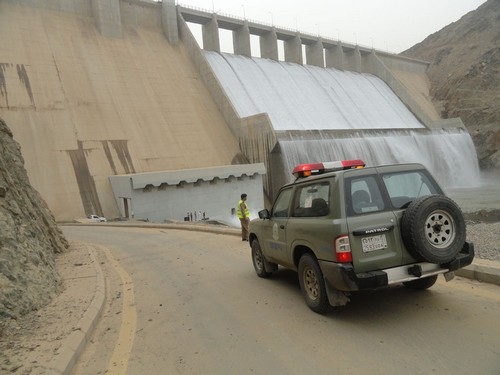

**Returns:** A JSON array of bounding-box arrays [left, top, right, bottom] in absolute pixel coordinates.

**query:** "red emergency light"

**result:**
[[292, 159, 365, 178]]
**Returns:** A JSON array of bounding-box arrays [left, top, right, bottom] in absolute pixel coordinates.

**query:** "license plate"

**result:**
[[362, 234, 388, 253]]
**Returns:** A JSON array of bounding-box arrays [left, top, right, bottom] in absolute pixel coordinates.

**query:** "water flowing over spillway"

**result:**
[[205, 52, 424, 130], [204, 52, 480, 188], [279, 129, 480, 188]]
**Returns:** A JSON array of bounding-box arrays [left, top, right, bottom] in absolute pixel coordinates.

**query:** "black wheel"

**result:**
[[298, 254, 330, 314], [251, 239, 274, 278], [401, 195, 466, 263], [403, 275, 438, 290]]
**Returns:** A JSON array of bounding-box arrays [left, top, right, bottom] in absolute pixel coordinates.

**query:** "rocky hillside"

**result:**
[[0, 117, 68, 322], [401, 0, 500, 169]]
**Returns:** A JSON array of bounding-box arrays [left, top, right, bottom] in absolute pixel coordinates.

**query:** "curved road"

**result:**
[[63, 226, 500, 374]]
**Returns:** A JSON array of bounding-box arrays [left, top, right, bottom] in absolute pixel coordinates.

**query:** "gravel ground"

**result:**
[[466, 221, 500, 262], [465, 209, 500, 262]]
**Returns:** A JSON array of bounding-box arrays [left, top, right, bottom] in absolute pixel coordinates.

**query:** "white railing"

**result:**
[[178, 2, 397, 53]]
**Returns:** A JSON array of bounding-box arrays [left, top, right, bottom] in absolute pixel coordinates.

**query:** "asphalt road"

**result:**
[[63, 226, 500, 375]]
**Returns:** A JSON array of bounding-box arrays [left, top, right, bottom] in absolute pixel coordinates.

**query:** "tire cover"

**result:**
[[401, 195, 466, 263]]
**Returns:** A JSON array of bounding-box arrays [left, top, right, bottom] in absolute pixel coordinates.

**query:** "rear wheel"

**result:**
[[298, 254, 330, 314], [403, 275, 438, 290]]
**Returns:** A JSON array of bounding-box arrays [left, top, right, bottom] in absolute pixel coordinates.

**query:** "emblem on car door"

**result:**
[[272, 222, 279, 241]]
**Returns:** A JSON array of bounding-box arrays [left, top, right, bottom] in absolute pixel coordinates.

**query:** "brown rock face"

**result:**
[[401, 0, 500, 169], [0, 117, 68, 320]]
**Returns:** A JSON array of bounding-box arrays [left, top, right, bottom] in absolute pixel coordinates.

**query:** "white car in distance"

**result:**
[[89, 214, 107, 222]]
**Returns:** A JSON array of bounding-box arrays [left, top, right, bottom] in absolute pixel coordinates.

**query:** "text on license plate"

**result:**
[[362, 234, 388, 253]]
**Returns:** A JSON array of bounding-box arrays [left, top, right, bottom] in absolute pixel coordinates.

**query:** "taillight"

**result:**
[[335, 235, 352, 263]]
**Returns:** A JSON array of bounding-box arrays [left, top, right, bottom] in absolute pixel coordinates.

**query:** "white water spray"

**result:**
[[279, 129, 480, 188]]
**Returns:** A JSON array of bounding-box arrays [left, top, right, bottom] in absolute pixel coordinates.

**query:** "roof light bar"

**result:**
[[292, 159, 365, 178]]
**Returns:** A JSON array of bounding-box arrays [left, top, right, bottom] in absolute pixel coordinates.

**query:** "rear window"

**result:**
[[382, 170, 440, 208], [348, 175, 385, 215]]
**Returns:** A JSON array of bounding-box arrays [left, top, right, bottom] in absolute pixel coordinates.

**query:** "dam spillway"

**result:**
[[205, 52, 424, 130], [204, 52, 480, 191]]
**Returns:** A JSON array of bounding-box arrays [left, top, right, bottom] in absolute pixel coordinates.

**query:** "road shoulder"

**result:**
[[0, 241, 105, 375]]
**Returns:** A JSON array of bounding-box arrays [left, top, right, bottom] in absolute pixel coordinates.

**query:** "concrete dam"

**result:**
[[0, 0, 479, 223]]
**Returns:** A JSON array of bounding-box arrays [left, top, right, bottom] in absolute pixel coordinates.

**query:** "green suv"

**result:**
[[248, 160, 474, 313]]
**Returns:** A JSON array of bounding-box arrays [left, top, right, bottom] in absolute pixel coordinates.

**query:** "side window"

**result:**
[[293, 182, 330, 217], [348, 176, 384, 215], [271, 188, 293, 218], [382, 171, 440, 208]]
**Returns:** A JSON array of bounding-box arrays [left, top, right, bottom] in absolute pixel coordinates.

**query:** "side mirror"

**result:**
[[258, 209, 271, 220]]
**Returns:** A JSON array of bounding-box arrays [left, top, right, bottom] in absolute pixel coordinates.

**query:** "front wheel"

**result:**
[[298, 254, 330, 314], [403, 275, 438, 290], [251, 239, 274, 278]]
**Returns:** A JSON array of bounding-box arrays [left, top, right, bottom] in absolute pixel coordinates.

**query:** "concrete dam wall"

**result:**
[[0, 0, 244, 221], [0, 0, 478, 221]]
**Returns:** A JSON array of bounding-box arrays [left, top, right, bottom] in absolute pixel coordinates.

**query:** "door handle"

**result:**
[[280, 225, 285, 229]]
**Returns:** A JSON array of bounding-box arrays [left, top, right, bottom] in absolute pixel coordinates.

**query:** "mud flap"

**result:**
[[325, 279, 350, 307], [263, 258, 278, 273], [443, 271, 455, 282]]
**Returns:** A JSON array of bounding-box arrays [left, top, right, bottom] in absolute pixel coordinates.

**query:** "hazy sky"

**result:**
[[176, 0, 486, 53]]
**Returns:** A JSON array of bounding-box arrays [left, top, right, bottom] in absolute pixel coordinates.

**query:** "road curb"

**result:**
[[63, 221, 241, 237], [48, 246, 106, 375], [455, 258, 500, 286]]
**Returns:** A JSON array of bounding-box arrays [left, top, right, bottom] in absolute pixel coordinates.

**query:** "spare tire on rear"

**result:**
[[401, 195, 466, 264]]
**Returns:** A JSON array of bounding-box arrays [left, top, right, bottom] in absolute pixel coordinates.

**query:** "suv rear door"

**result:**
[[344, 169, 403, 273], [378, 164, 443, 265]]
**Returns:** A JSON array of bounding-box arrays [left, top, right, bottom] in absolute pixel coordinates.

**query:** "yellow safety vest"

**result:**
[[237, 199, 250, 219]]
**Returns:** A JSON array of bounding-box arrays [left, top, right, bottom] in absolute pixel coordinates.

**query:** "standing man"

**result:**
[[237, 193, 250, 241]]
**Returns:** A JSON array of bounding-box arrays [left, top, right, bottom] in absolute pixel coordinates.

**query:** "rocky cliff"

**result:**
[[401, 0, 500, 169], [0, 117, 68, 322]]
